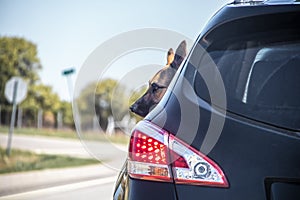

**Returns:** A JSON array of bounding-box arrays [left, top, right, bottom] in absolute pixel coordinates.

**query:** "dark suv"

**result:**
[[113, 0, 300, 199]]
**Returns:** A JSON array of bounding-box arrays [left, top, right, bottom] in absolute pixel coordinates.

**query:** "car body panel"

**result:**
[[152, 92, 300, 200]]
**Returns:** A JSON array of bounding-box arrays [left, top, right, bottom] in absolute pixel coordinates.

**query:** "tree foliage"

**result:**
[[0, 37, 74, 128], [20, 84, 60, 111], [76, 78, 130, 131], [0, 37, 41, 106], [59, 101, 74, 127]]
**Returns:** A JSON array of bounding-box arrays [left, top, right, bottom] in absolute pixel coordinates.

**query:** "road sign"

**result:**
[[5, 77, 28, 104], [62, 68, 75, 75]]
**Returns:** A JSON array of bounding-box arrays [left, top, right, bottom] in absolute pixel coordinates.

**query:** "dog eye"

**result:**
[[151, 83, 159, 92]]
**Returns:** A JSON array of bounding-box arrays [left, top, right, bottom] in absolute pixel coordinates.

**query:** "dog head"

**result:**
[[130, 40, 187, 117]]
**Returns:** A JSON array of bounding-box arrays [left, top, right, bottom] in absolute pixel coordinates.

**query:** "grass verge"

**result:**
[[0, 147, 99, 174], [0, 126, 130, 144], [0, 126, 77, 139]]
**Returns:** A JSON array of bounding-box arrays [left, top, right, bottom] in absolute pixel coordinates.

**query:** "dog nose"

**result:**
[[130, 104, 137, 112]]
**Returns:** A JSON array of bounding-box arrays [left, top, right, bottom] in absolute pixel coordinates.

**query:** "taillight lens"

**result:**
[[169, 135, 229, 187], [128, 121, 172, 182], [128, 120, 229, 188]]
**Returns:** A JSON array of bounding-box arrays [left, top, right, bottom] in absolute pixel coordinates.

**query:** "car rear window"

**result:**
[[194, 11, 300, 131]]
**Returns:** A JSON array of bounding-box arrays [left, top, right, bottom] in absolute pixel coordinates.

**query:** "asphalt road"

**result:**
[[0, 133, 129, 200], [1, 176, 116, 200]]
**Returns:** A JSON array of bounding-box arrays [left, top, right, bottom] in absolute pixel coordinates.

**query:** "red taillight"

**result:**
[[128, 122, 172, 182], [128, 121, 229, 188], [129, 130, 168, 165]]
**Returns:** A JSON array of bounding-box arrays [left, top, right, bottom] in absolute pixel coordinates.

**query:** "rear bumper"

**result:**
[[113, 160, 177, 200]]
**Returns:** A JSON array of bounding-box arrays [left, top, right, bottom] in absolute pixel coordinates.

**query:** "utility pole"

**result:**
[[62, 68, 81, 134]]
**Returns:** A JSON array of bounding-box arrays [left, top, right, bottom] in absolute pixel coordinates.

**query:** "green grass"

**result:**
[[0, 126, 130, 144], [0, 126, 78, 139], [0, 147, 99, 174]]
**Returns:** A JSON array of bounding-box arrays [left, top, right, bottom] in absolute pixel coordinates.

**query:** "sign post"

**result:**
[[6, 81, 18, 156], [4, 77, 28, 156]]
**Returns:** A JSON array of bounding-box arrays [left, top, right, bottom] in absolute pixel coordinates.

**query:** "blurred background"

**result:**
[[0, 0, 229, 199]]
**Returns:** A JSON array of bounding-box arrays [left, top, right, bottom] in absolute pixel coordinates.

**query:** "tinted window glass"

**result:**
[[194, 12, 300, 131]]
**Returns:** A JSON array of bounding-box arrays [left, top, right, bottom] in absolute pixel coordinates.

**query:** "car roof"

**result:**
[[198, 1, 300, 43], [234, 0, 300, 5]]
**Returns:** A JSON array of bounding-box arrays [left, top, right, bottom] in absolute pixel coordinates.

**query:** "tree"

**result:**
[[20, 84, 61, 127], [76, 78, 129, 131], [59, 101, 74, 128], [0, 37, 41, 102], [0, 37, 42, 125], [0, 36, 74, 129]]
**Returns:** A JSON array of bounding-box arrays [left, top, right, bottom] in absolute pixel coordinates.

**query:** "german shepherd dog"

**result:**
[[130, 40, 187, 117]]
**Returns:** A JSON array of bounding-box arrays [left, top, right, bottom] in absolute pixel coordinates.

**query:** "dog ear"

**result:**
[[166, 48, 174, 66], [170, 40, 187, 70]]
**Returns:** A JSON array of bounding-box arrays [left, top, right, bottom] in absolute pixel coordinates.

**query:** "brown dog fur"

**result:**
[[130, 40, 187, 117]]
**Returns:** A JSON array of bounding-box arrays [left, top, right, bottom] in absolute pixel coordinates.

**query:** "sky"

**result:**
[[0, 0, 230, 101]]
